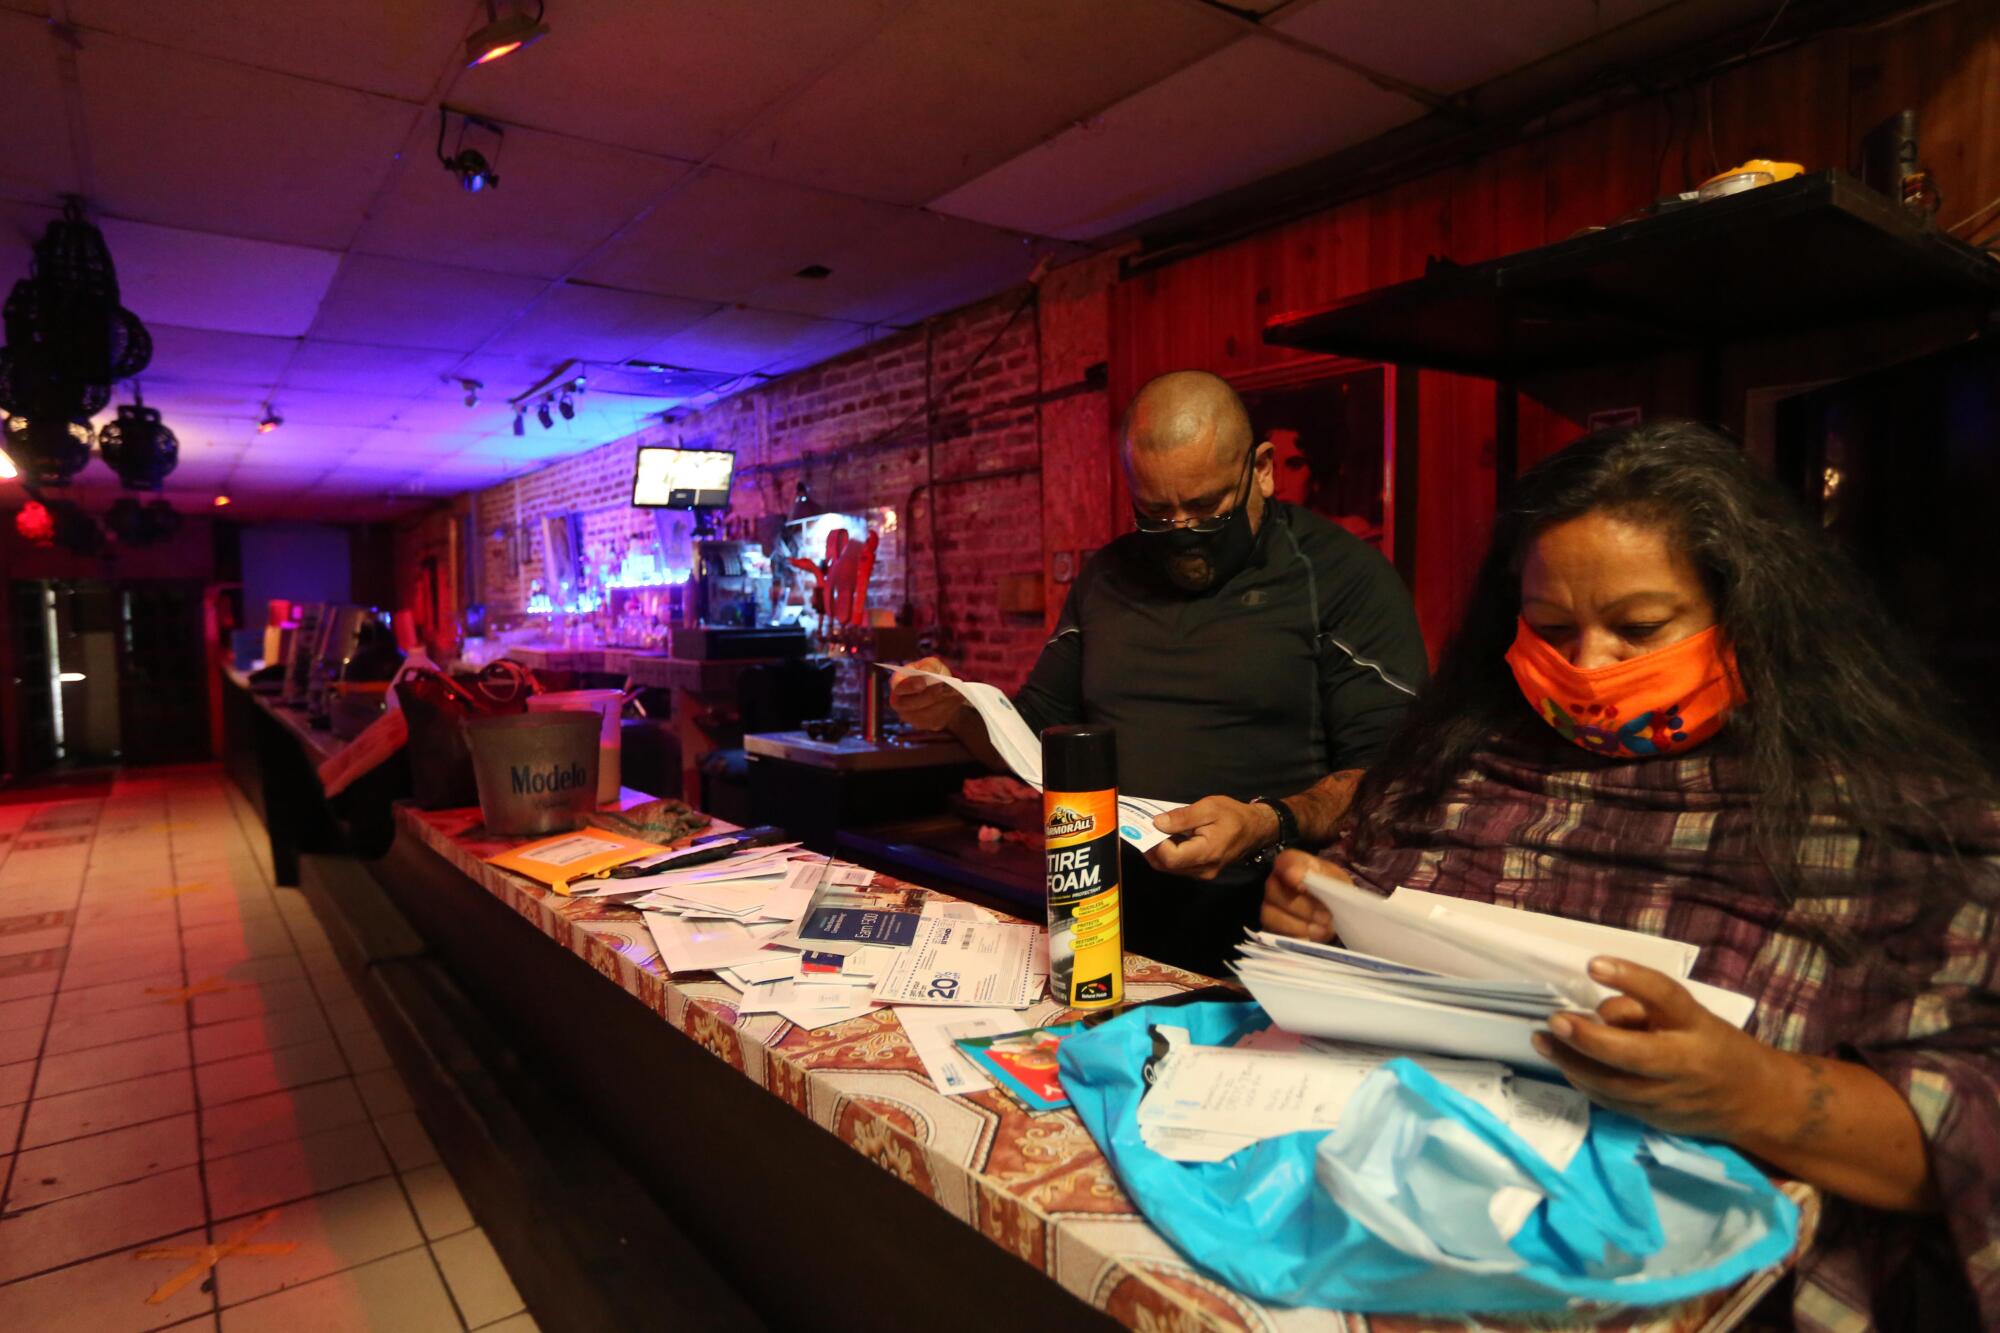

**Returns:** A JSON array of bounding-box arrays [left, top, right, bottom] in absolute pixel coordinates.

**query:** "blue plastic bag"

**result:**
[[1056, 1001, 1798, 1315]]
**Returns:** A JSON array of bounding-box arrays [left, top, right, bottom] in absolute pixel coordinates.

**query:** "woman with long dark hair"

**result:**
[[1261, 421, 1999, 1331]]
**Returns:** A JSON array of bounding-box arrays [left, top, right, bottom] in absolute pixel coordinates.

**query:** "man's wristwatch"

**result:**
[[1249, 796, 1299, 856]]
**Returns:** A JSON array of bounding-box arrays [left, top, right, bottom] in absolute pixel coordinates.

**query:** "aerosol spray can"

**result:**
[[1042, 724, 1124, 1009]]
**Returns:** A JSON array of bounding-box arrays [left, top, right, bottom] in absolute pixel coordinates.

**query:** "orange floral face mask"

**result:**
[[1504, 618, 1746, 758]]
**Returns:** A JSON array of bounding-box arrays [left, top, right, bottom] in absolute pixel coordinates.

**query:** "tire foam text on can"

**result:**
[[1042, 725, 1124, 1009]]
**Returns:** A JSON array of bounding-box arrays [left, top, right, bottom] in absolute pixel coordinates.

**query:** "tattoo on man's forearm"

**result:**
[[1790, 1056, 1834, 1147]]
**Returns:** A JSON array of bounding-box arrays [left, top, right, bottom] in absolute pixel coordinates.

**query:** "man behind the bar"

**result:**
[[891, 369, 1428, 976]]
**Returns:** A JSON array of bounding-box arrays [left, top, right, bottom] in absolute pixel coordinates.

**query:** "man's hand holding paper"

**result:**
[[1144, 796, 1280, 880], [888, 655, 968, 732]]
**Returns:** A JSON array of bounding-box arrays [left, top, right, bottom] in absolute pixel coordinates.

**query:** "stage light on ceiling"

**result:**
[[557, 392, 574, 420], [257, 405, 282, 433], [460, 378, 482, 408], [465, 0, 548, 66], [213, 494, 231, 507], [445, 149, 499, 193], [0, 447, 16, 481], [437, 108, 502, 193], [513, 409, 525, 436], [536, 398, 553, 430]]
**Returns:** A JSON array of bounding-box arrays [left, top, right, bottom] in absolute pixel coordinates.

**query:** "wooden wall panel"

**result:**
[[1106, 0, 2000, 657]]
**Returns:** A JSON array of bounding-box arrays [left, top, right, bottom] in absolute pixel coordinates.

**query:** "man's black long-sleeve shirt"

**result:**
[[1014, 502, 1427, 801], [1009, 503, 1429, 977]]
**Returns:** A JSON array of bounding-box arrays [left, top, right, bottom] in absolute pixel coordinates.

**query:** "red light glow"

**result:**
[[16, 501, 54, 545], [213, 495, 232, 507]]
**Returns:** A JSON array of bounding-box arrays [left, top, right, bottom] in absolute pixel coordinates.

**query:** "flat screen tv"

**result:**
[[633, 447, 734, 509]]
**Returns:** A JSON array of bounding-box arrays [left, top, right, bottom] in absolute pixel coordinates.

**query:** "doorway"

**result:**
[[8, 579, 211, 775]]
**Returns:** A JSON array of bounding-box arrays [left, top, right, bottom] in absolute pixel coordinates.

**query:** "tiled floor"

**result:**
[[0, 765, 536, 1332]]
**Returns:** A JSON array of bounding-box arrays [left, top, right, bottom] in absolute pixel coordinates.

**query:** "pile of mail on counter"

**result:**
[[566, 838, 1050, 1037]]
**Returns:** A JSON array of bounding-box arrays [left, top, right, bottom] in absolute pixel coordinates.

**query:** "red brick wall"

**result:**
[[425, 284, 1097, 692]]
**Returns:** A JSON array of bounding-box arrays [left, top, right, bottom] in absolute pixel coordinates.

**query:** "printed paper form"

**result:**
[[901, 667, 1181, 852], [895, 1006, 1028, 1096], [874, 918, 1044, 1008]]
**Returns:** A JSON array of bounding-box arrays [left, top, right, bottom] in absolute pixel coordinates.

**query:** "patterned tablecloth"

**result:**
[[397, 805, 1819, 1333]]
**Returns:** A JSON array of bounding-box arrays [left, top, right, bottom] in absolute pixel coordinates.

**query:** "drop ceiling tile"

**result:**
[[745, 210, 1040, 325], [308, 255, 548, 351], [452, 0, 903, 162], [176, 439, 246, 463], [355, 122, 694, 279], [323, 466, 429, 489], [162, 456, 237, 485], [279, 341, 464, 397], [754, 323, 883, 376], [447, 353, 575, 399], [363, 424, 484, 450], [484, 283, 720, 365], [712, 0, 1238, 204], [0, 11, 78, 198], [88, 384, 266, 428], [95, 219, 342, 338], [932, 38, 1423, 241], [636, 306, 866, 376], [78, 33, 417, 249], [572, 397, 679, 435], [224, 467, 324, 487], [574, 168, 903, 303], [478, 429, 609, 461], [141, 326, 298, 388], [68, 0, 470, 101], [382, 395, 520, 436], [261, 389, 415, 429], [428, 449, 542, 475], [482, 416, 606, 456], [1275, 0, 1675, 94]]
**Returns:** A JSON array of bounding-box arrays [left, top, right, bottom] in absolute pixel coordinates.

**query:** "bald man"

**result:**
[[893, 370, 1426, 976]]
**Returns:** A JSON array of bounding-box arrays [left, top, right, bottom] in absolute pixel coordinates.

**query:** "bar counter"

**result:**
[[381, 801, 1818, 1333], [224, 677, 1817, 1330]]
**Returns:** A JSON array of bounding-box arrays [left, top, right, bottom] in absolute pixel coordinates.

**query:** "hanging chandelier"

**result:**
[[2, 415, 93, 487], [97, 387, 179, 490], [0, 199, 153, 486]]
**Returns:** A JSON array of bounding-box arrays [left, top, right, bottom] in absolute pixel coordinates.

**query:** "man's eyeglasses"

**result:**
[[1131, 449, 1256, 536]]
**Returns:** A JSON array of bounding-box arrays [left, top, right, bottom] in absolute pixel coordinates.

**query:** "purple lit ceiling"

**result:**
[[0, 0, 1746, 520]]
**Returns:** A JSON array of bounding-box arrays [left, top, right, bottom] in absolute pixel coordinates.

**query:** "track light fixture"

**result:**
[[257, 405, 282, 433], [513, 409, 526, 437], [437, 109, 502, 194], [557, 391, 574, 420], [465, 0, 548, 67], [460, 378, 482, 408], [536, 397, 554, 430]]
